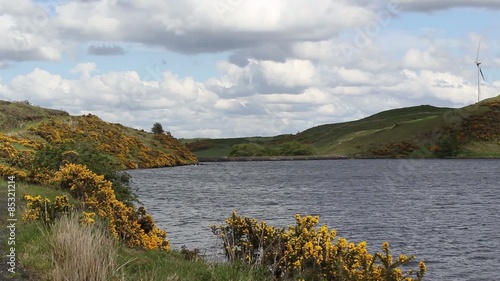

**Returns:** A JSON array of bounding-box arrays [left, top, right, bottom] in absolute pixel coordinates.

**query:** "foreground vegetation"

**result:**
[[2, 185, 270, 280], [212, 212, 425, 281], [0, 100, 427, 280], [1, 177, 426, 281], [185, 97, 500, 159]]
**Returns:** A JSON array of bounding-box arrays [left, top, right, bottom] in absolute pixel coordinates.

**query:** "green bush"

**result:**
[[433, 132, 460, 158], [277, 141, 314, 156], [229, 143, 267, 157]]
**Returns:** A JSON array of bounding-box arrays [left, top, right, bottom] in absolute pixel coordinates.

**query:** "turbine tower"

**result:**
[[475, 42, 486, 102]]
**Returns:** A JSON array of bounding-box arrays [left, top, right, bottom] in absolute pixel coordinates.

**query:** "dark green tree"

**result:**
[[434, 132, 460, 158], [152, 122, 165, 134]]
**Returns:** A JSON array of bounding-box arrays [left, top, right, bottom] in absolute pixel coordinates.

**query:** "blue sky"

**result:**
[[1, 0, 499, 138]]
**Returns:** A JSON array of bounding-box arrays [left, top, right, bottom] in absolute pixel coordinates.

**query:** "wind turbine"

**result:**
[[475, 42, 486, 102]]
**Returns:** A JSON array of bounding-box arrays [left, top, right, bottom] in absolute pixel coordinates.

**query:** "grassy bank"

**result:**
[[1, 179, 270, 281]]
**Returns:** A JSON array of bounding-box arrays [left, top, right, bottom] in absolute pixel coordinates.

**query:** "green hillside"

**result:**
[[185, 97, 500, 159], [0, 100, 69, 130], [0, 100, 198, 178], [291, 105, 451, 154]]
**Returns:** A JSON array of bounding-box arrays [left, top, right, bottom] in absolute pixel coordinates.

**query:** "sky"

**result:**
[[0, 0, 499, 138]]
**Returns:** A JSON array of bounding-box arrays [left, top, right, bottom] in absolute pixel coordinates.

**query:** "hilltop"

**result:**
[[0, 100, 69, 130], [0, 100, 198, 173], [185, 96, 500, 159]]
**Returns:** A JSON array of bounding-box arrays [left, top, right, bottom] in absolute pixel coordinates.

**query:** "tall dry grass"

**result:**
[[45, 213, 122, 281]]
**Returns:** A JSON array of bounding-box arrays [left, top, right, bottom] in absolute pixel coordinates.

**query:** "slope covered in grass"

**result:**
[[185, 98, 500, 159], [0, 100, 69, 130]]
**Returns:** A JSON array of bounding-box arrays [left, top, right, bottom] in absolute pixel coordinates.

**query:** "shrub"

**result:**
[[34, 142, 138, 205], [433, 132, 460, 158], [211, 211, 283, 265], [213, 212, 426, 281], [229, 143, 267, 157], [23, 195, 73, 224], [0, 164, 28, 180], [23, 163, 169, 250], [278, 141, 315, 156], [51, 163, 170, 250]]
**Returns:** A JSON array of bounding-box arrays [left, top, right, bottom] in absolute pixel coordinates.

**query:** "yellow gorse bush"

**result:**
[[213, 212, 426, 281], [24, 163, 170, 250], [80, 212, 96, 225], [211, 211, 283, 265], [54, 163, 170, 250], [23, 195, 73, 223], [0, 164, 28, 181]]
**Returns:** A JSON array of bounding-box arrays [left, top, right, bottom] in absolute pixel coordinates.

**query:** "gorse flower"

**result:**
[[23, 195, 73, 223], [24, 163, 170, 251], [213, 212, 426, 281], [80, 212, 96, 225]]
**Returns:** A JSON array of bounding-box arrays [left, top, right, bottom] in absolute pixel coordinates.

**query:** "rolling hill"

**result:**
[[0, 100, 198, 179], [185, 96, 500, 159]]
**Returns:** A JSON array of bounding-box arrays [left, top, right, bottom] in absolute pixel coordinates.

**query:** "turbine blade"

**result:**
[[479, 67, 485, 81], [476, 41, 481, 61]]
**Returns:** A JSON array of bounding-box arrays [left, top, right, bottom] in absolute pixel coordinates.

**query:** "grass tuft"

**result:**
[[44, 213, 121, 281]]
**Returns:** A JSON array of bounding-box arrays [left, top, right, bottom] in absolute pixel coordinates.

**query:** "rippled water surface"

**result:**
[[129, 159, 500, 280]]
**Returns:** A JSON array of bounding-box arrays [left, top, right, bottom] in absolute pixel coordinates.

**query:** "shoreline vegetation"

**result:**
[[2, 178, 426, 281], [5, 97, 494, 279], [198, 155, 349, 162], [197, 154, 500, 162]]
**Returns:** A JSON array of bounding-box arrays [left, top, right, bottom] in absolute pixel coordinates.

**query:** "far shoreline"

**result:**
[[196, 155, 500, 162], [197, 155, 349, 162]]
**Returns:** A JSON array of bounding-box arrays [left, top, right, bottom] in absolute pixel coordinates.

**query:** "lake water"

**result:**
[[129, 159, 500, 281]]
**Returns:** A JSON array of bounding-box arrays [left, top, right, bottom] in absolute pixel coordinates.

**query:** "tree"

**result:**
[[152, 122, 165, 134], [433, 132, 460, 158]]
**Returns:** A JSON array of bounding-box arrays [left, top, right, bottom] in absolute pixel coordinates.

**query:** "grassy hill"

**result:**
[[181, 135, 293, 158], [0, 100, 69, 130], [185, 97, 500, 159], [0, 100, 198, 175]]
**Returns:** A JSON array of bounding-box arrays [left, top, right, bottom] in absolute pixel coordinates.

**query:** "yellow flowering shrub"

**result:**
[[0, 139, 19, 160], [52, 162, 111, 200], [0, 133, 42, 150], [51, 163, 170, 250], [28, 167, 56, 185], [211, 211, 283, 265], [0, 164, 28, 180], [213, 212, 426, 281], [23, 195, 73, 223], [80, 212, 96, 225]]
